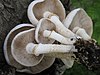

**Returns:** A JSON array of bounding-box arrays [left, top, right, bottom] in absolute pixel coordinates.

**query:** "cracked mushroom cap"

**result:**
[[11, 28, 44, 67], [27, 0, 65, 26], [63, 8, 93, 36], [30, 56, 55, 74], [3, 24, 34, 69], [35, 18, 55, 43]]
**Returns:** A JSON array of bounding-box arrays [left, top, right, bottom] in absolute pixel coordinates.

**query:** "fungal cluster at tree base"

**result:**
[[3, 0, 100, 74]]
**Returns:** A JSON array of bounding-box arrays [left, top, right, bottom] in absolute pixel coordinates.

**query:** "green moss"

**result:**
[[63, 63, 95, 75]]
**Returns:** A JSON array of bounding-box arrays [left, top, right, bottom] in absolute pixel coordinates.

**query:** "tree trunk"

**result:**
[[0, 0, 70, 75]]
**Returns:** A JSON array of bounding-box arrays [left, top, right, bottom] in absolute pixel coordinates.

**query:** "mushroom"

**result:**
[[3, 24, 34, 70], [27, 0, 65, 26], [11, 28, 44, 67], [63, 8, 93, 40], [35, 18, 77, 68], [35, 18, 75, 44], [35, 18, 55, 44], [43, 11, 76, 38], [11, 28, 55, 74]]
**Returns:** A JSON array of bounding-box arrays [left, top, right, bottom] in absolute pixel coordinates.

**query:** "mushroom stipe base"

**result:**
[[74, 38, 100, 70]]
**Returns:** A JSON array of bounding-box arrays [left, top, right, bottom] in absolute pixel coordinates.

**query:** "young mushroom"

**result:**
[[3, 24, 34, 71], [43, 11, 76, 38], [11, 28, 44, 67], [35, 18, 75, 44], [27, 0, 65, 26], [63, 8, 93, 40]]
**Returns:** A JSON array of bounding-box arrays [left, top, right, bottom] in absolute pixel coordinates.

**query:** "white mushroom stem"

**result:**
[[73, 27, 91, 40], [43, 11, 75, 38], [44, 11, 91, 41], [43, 30, 76, 44], [26, 43, 77, 56], [61, 58, 74, 68]]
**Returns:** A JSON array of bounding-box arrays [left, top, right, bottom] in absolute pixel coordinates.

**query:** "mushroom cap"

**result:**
[[27, 0, 65, 25], [30, 56, 55, 74], [16, 68, 33, 74], [63, 8, 93, 36], [61, 56, 75, 69], [35, 18, 55, 43], [3, 24, 34, 69], [11, 28, 44, 67]]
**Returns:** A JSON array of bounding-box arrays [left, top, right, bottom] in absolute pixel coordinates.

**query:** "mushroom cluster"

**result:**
[[4, 0, 100, 74]]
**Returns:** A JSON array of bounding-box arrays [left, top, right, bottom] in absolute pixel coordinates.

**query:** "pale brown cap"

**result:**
[[35, 18, 55, 43], [3, 24, 34, 69], [11, 28, 44, 67], [64, 8, 93, 36], [27, 0, 66, 26]]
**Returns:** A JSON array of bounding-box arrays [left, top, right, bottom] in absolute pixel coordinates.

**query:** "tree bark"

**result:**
[[0, 0, 70, 75]]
